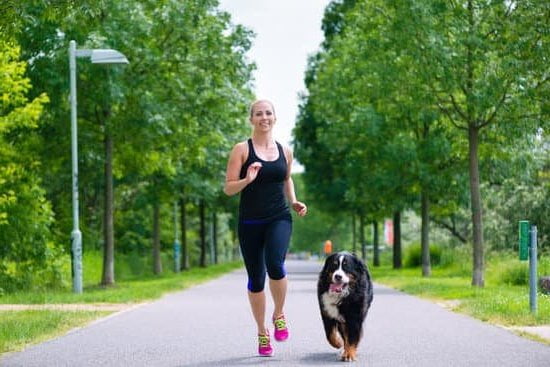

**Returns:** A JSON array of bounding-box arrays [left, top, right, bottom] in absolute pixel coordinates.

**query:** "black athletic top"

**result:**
[[239, 139, 290, 222]]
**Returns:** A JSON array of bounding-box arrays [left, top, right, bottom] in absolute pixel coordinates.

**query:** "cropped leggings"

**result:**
[[238, 217, 292, 293]]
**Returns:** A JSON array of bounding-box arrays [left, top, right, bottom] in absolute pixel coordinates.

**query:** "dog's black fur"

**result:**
[[317, 252, 373, 361]]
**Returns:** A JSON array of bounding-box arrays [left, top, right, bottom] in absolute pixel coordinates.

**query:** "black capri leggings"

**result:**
[[238, 217, 292, 293]]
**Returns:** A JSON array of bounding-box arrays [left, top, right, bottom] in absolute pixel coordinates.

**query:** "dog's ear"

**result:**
[[322, 253, 338, 273], [352, 255, 367, 273]]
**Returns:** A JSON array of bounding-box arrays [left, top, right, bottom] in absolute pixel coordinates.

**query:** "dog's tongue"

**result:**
[[330, 283, 343, 293]]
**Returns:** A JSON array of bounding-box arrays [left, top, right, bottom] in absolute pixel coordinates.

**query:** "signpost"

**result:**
[[529, 226, 538, 314], [519, 220, 537, 314]]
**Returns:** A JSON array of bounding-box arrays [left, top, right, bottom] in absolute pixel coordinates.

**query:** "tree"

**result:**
[[0, 40, 54, 291], [14, 0, 255, 284], [398, 0, 549, 285]]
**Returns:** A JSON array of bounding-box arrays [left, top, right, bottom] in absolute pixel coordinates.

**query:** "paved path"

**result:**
[[2, 260, 549, 366]]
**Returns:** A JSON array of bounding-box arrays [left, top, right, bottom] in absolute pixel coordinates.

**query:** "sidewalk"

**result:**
[[508, 326, 550, 343], [2, 260, 549, 366]]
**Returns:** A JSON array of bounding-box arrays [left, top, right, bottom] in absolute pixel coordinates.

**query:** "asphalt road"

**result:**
[[2, 260, 549, 366]]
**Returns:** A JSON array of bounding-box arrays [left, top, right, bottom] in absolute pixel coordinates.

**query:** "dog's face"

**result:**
[[321, 252, 366, 295]]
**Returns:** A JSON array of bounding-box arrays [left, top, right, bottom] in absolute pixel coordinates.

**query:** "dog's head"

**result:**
[[319, 252, 367, 294]]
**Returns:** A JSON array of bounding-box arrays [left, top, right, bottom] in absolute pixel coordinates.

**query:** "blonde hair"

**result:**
[[249, 99, 276, 118]]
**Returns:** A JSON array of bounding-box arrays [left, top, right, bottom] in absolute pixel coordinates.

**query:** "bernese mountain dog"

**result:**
[[317, 251, 373, 362]]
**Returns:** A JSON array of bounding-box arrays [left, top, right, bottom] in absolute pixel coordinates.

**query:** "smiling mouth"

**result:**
[[329, 283, 348, 293]]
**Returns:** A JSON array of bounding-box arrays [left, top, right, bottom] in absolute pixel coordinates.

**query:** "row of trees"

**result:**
[[294, 0, 548, 286], [1, 0, 255, 291]]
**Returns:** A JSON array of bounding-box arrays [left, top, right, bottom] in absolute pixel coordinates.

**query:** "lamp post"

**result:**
[[69, 40, 129, 293]]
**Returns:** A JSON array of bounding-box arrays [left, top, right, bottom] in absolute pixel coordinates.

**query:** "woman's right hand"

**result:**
[[246, 162, 262, 183]]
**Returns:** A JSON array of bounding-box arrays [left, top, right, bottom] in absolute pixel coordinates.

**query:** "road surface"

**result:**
[[2, 260, 549, 366]]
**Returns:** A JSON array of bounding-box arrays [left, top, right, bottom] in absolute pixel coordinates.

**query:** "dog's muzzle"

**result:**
[[329, 274, 349, 293]]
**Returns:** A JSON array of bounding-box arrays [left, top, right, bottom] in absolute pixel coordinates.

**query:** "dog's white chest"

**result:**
[[321, 291, 345, 322]]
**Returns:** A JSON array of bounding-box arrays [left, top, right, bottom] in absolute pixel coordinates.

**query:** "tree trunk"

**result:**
[[463, 0, 484, 287], [152, 200, 162, 275], [212, 211, 218, 264], [421, 189, 431, 277], [352, 213, 356, 254], [373, 220, 380, 267], [393, 211, 402, 269], [199, 200, 207, 267], [359, 214, 366, 261], [102, 131, 115, 286], [468, 125, 485, 286], [179, 196, 189, 270]]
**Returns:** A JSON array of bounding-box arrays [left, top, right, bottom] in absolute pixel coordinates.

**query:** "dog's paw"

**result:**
[[340, 347, 357, 362]]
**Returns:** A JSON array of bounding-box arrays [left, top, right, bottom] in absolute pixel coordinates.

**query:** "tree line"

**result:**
[[293, 0, 549, 286], [0, 0, 256, 292]]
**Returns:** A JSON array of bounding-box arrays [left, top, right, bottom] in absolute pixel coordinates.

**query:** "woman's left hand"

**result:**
[[292, 201, 308, 217]]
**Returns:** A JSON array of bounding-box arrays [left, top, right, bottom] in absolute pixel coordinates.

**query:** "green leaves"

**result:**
[[295, 0, 548, 256], [0, 41, 55, 290]]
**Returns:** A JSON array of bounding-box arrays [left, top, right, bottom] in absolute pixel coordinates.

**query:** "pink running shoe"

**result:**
[[273, 314, 289, 342], [258, 333, 273, 357]]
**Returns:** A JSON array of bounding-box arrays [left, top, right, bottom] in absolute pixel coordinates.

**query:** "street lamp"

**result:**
[[69, 40, 129, 293]]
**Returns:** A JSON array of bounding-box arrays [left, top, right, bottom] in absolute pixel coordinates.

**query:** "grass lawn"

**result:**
[[0, 310, 109, 355], [370, 262, 550, 328]]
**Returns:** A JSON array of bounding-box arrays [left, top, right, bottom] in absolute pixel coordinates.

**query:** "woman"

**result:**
[[224, 99, 307, 357]]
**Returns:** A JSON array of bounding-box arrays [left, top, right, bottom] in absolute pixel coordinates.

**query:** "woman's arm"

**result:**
[[283, 146, 307, 217], [224, 142, 261, 196]]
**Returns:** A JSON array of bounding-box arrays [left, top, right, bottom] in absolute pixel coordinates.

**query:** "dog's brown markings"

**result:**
[[340, 328, 358, 362], [327, 327, 343, 348], [341, 344, 357, 362]]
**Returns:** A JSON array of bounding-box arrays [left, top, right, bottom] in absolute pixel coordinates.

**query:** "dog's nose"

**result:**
[[334, 274, 342, 282]]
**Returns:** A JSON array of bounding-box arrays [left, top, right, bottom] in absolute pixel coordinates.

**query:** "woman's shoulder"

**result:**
[[230, 140, 250, 160], [277, 142, 292, 156], [233, 140, 250, 152]]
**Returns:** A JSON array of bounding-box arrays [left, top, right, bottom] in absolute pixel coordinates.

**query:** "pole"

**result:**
[[69, 40, 83, 294], [529, 225, 538, 314], [174, 201, 181, 273]]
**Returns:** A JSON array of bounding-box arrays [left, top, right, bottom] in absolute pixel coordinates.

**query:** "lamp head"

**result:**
[[90, 49, 129, 64]]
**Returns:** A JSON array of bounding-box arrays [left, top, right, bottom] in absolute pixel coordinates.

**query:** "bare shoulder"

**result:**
[[230, 140, 249, 161], [281, 143, 293, 159]]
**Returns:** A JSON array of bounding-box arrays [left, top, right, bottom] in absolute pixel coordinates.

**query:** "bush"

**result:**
[[539, 276, 550, 295], [489, 252, 550, 287], [498, 262, 529, 286], [404, 243, 442, 268]]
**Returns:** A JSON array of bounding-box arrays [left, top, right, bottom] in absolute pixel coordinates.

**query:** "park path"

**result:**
[[2, 260, 549, 366]]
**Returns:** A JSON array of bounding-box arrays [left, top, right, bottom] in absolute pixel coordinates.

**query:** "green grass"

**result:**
[[1, 310, 109, 354], [371, 254, 550, 328], [0, 260, 244, 354]]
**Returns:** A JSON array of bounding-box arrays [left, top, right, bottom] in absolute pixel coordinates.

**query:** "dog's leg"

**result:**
[[322, 317, 343, 349], [340, 319, 363, 361]]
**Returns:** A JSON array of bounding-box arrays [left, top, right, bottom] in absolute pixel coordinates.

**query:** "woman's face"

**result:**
[[250, 101, 276, 132]]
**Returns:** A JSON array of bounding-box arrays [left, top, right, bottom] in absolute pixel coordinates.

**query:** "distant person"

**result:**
[[224, 99, 307, 357], [324, 240, 333, 256]]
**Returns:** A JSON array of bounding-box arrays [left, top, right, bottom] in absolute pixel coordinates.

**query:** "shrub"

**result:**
[[498, 262, 529, 286], [404, 243, 442, 268]]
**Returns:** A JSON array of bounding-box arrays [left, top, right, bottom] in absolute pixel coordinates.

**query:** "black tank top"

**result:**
[[239, 139, 290, 221]]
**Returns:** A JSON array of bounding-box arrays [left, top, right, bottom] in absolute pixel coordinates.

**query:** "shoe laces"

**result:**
[[258, 334, 270, 346], [273, 315, 287, 330]]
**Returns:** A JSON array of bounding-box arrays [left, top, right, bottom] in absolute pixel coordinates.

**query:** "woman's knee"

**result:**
[[266, 262, 286, 280], [247, 276, 266, 292]]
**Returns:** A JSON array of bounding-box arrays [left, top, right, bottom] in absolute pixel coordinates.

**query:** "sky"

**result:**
[[218, 0, 331, 170]]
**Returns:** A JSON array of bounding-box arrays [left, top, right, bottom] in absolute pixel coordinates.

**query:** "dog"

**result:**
[[317, 251, 373, 362]]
